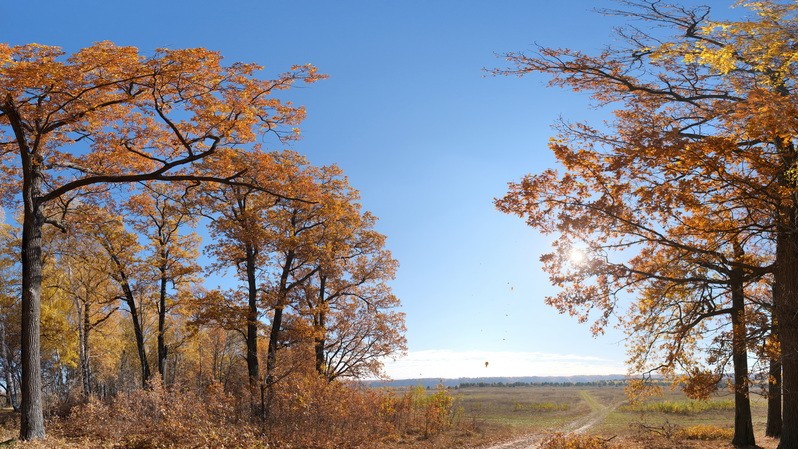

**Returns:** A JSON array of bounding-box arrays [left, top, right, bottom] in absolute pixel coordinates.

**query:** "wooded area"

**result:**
[[0, 43, 407, 444]]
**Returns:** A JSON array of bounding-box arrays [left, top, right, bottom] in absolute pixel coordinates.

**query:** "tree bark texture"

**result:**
[[20, 165, 45, 439], [244, 244, 260, 411], [776, 221, 798, 449], [768, 357, 783, 438]]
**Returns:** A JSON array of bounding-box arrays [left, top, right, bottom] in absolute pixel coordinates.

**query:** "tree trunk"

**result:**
[[768, 356, 783, 438], [777, 220, 798, 449], [264, 251, 294, 420], [314, 274, 327, 378], [20, 162, 45, 440], [157, 257, 168, 380], [114, 266, 151, 387], [244, 244, 260, 411], [80, 302, 92, 399], [264, 304, 283, 419], [730, 268, 755, 447], [0, 322, 18, 411]]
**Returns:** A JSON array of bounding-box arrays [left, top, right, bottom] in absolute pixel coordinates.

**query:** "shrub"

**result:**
[[56, 378, 262, 448], [677, 424, 734, 441], [33, 374, 464, 448], [386, 385, 457, 439], [267, 374, 395, 448], [542, 433, 617, 449]]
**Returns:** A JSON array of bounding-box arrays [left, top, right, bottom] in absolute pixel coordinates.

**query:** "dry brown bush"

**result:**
[[54, 378, 263, 448], [26, 375, 460, 448], [267, 374, 396, 448]]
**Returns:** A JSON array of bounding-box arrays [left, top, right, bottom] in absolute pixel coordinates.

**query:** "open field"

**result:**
[[450, 385, 777, 448]]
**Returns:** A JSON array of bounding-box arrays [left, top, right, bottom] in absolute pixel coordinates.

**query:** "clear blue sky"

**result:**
[[3, 0, 732, 378]]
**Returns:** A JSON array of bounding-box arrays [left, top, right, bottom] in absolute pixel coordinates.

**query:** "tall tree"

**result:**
[[296, 210, 405, 381], [84, 207, 153, 387], [48, 227, 119, 398], [203, 150, 313, 411], [126, 184, 201, 380], [494, 1, 798, 446], [0, 42, 322, 439]]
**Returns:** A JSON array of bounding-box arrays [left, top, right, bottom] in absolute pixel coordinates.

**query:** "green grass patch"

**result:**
[[578, 390, 603, 412]]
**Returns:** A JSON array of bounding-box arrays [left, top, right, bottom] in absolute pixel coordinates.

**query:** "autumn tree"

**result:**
[[202, 150, 314, 411], [312, 286, 406, 381], [258, 164, 340, 418], [47, 223, 119, 398], [495, 1, 798, 446], [0, 213, 19, 410], [0, 42, 323, 439], [125, 184, 201, 380], [295, 210, 405, 381]]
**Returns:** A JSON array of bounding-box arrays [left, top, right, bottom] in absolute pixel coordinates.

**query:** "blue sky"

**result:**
[[3, 0, 732, 378]]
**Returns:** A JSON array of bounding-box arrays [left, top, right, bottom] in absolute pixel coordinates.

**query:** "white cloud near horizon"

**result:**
[[381, 350, 626, 380]]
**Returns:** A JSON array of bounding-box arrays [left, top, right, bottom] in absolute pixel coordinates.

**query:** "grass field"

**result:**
[[449, 384, 777, 448]]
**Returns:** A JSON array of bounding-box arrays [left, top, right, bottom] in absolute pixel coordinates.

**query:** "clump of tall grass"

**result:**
[[542, 433, 618, 449], [677, 424, 734, 440]]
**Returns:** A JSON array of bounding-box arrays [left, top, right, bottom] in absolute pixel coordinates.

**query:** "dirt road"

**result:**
[[476, 390, 622, 449]]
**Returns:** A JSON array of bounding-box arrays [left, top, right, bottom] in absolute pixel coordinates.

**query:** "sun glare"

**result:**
[[569, 247, 586, 264]]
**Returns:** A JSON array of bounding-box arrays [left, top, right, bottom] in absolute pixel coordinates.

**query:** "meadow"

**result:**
[[449, 384, 776, 448]]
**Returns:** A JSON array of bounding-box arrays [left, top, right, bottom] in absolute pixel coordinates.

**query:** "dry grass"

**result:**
[[542, 433, 618, 449], [0, 384, 783, 449], [0, 378, 495, 449]]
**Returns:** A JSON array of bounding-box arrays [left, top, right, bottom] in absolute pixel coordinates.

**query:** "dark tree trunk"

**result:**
[[776, 220, 798, 449], [768, 356, 783, 438], [157, 256, 168, 380], [244, 243, 260, 411], [314, 274, 327, 378], [264, 250, 295, 420], [768, 279, 783, 438], [264, 304, 284, 419], [0, 322, 18, 411], [20, 162, 45, 439], [730, 268, 755, 447], [114, 263, 151, 387]]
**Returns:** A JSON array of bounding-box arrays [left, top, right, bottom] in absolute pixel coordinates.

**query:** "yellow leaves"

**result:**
[[625, 378, 663, 406], [696, 45, 738, 74]]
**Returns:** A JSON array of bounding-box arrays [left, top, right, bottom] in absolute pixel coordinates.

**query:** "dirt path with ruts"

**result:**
[[476, 390, 623, 449]]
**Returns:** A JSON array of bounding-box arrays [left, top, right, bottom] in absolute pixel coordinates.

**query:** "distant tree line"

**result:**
[[456, 379, 662, 389]]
